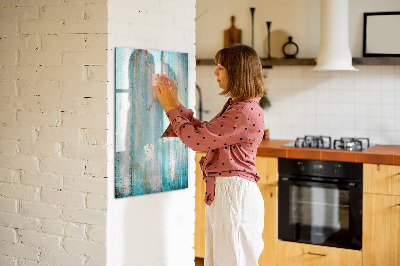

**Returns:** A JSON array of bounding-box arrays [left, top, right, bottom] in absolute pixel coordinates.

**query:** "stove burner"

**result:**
[[333, 137, 370, 151], [295, 135, 332, 149]]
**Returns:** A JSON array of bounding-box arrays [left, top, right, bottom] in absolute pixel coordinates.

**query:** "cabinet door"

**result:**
[[195, 152, 207, 258], [363, 193, 400, 266], [255, 156, 278, 186], [364, 164, 400, 196], [277, 241, 362, 266], [259, 185, 278, 266]]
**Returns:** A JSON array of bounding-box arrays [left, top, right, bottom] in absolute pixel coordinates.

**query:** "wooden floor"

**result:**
[[195, 257, 204, 266]]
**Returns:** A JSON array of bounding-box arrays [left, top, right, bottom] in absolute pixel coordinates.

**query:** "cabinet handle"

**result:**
[[307, 252, 328, 256]]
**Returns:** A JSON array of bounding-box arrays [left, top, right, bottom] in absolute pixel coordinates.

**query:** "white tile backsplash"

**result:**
[[196, 65, 400, 144]]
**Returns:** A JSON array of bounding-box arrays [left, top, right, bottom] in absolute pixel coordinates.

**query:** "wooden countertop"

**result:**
[[257, 139, 400, 165]]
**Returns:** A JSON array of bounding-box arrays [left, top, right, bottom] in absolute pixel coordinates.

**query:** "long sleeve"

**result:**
[[161, 103, 202, 138], [165, 106, 249, 152]]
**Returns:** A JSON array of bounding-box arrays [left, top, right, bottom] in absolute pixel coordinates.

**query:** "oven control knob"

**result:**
[[334, 164, 341, 174]]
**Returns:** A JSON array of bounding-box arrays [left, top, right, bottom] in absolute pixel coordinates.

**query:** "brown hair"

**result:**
[[214, 44, 266, 99]]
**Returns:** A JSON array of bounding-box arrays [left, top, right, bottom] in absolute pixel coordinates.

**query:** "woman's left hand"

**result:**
[[153, 77, 175, 113]]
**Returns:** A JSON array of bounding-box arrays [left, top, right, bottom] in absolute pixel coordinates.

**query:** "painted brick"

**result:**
[[63, 237, 106, 256], [41, 188, 85, 208], [0, 154, 39, 172], [64, 222, 85, 239], [62, 19, 107, 34], [8, 96, 40, 112], [87, 225, 105, 243], [85, 3, 108, 20], [40, 249, 85, 266], [0, 183, 39, 201], [0, 241, 39, 261], [0, 168, 15, 183], [2, 0, 62, 6], [63, 113, 106, 129], [0, 255, 16, 266], [38, 96, 85, 113], [19, 140, 58, 157], [42, 34, 85, 51], [38, 127, 79, 143], [61, 207, 106, 226], [85, 34, 107, 51], [63, 50, 107, 65], [41, 219, 64, 236], [86, 256, 106, 266], [0, 36, 40, 52], [0, 51, 17, 65], [18, 80, 60, 97], [0, 213, 41, 231], [0, 197, 17, 213], [0, 66, 37, 81], [19, 230, 61, 251], [0, 7, 39, 22], [64, 175, 107, 194], [20, 201, 61, 219], [20, 21, 61, 35], [17, 111, 61, 127], [41, 4, 84, 20], [85, 65, 107, 81], [0, 226, 17, 243], [87, 193, 107, 210], [40, 157, 84, 176], [21, 171, 62, 189], [37, 66, 83, 82], [63, 144, 107, 161], [0, 126, 34, 141], [19, 51, 62, 66], [0, 110, 16, 125], [83, 129, 107, 145], [84, 160, 106, 177], [18, 259, 42, 266], [0, 138, 18, 154], [61, 81, 107, 98], [0, 81, 15, 97]]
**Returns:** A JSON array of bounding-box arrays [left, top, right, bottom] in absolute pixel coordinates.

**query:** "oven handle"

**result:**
[[280, 177, 357, 189]]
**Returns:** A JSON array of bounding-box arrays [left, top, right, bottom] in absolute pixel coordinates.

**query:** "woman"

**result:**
[[154, 44, 266, 266]]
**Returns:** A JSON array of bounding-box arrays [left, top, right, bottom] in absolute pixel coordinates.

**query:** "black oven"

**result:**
[[278, 158, 363, 250]]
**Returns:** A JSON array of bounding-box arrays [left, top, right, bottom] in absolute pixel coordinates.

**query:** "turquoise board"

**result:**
[[115, 48, 188, 198]]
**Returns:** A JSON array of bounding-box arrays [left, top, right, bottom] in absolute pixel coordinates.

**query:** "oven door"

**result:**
[[278, 176, 362, 250]]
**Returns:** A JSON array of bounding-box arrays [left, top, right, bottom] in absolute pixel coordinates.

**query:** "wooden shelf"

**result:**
[[196, 57, 400, 67]]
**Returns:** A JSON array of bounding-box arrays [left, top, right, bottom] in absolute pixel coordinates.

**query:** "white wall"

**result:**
[[196, 0, 400, 58], [196, 0, 400, 145], [107, 1, 197, 266], [0, 1, 108, 265]]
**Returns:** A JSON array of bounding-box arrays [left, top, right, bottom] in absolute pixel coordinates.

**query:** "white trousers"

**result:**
[[205, 176, 264, 266]]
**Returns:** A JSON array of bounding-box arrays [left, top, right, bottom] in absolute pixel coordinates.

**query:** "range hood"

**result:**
[[314, 0, 358, 71]]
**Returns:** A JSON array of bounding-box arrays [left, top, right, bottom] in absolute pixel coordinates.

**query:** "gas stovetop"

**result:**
[[282, 135, 374, 151]]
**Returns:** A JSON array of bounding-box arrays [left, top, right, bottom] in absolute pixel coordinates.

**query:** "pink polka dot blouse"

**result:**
[[162, 97, 265, 205]]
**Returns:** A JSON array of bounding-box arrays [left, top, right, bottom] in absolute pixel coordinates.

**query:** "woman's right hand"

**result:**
[[160, 76, 180, 109]]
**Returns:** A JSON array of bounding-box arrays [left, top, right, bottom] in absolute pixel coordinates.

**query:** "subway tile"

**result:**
[[382, 104, 395, 118], [367, 91, 381, 105]]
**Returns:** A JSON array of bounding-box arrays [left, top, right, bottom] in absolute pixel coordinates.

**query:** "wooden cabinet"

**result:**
[[258, 184, 278, 266], [363, 163, 400, 266], [363, 193, 400, 266], [363, 163, 400, 196], [276, 241, 362, 266], [195, 152, 207, 258]]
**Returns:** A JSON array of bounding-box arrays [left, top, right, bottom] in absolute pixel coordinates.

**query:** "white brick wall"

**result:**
[[0, 0, 108, 265]]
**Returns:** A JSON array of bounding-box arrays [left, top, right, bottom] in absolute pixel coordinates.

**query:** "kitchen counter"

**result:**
[[257, 139, 400, 165]]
